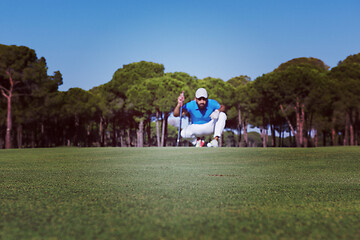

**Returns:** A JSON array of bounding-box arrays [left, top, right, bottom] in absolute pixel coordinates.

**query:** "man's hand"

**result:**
[[210, 110, 220, 120], [174, 92, 185, 117], [178, 92, 184, 106]]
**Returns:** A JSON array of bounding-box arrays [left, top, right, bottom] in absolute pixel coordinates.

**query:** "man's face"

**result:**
[[195, 97, 207, 109]]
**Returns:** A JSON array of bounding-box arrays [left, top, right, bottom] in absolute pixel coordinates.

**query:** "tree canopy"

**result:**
[[1, 44, 360, 148]]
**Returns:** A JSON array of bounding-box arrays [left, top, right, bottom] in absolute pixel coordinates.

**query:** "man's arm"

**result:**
[[173, 103, 182, 117], [173, 93, 185, 117], [218, 105, 226, 112]]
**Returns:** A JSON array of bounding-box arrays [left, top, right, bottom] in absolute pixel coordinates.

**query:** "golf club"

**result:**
[[176, 91, 184, 147]]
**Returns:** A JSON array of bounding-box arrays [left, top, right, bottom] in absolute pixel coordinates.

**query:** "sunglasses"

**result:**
[[196, 97, 207, 101]]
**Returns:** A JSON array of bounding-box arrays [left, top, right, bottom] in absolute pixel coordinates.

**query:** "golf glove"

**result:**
[[210, 110, 220, 120]]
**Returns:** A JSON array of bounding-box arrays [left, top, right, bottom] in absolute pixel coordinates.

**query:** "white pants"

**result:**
[[181, 112, 227, 145]]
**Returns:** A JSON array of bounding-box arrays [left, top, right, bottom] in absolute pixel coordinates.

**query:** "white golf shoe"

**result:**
[[207, 139, 219, 148]]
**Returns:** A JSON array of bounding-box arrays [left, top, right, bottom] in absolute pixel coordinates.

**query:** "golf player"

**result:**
[[173, 88, 227, 147]]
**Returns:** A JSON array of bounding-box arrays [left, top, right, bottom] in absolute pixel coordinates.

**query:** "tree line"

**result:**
[[1, 44, 359, 148]]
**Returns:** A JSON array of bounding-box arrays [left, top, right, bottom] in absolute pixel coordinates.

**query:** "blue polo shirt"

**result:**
[[183, 99, 221, 124]]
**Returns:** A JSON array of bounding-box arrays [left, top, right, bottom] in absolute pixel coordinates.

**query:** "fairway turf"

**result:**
[[1, 147, 360, 239]]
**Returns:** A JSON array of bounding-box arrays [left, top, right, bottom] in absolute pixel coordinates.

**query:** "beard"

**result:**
[[198, 103, 206, 109]]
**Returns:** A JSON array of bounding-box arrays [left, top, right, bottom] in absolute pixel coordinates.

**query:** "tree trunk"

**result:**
[[308, 112, 314, 147], [99, 117, 104, 146], [344, 113, 349, 146], [5, 94, 12, 149], [289, 130, 292, 146], [147, 118, 151, 146], [356, 111, 359, 146], [156, 111, 161, 147], [295, 99, 303, 147], [260, 125, 266, 148], [301, 103, 305, 147], [280, 104, 299, 147], [32, 131, 36, 148], [277, 126, 282, 147], [87, 123, 91, 147], [127, 129, 131, 147], [331, 115, 337, 146], [265, 129, 268, 146], [160, 113, 165, 147], [270, 124, 276, 147], [1, 71, 14, 149], [120, 131, 126, 147], [0, 132, 3, 149], [161, 112, 169, 147], [300, 104, 310, 147], [331, 128, 335, 146], [350, 111, 354, 146], [112, 119, 117, 147], [41, 122, 47, 147], [243, 114, 248, 147], [262, 128, 266, 147], [238, 107, 242, 147], [137, 119, 144, 147], [350, 123, 354, 146]]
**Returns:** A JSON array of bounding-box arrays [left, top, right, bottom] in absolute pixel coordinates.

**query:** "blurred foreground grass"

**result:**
[[1, 147, 360, 239]]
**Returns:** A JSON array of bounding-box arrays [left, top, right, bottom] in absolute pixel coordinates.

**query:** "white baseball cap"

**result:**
[[195, 88, 208, 99]]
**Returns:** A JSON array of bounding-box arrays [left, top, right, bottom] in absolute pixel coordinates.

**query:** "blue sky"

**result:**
[[1, 0, 359, 91]]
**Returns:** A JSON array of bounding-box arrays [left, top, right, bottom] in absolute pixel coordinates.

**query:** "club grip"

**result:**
[[180, 91, 184, 107]]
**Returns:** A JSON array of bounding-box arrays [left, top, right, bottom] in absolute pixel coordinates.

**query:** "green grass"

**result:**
[[1, 147, 360, 240]]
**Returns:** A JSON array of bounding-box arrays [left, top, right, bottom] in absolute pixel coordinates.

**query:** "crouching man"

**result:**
[[173, 88, 227, 147]]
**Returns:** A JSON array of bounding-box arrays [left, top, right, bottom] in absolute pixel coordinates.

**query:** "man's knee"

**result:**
[[180, 129, 186, 138], [181, 128, 190, 139], [219, 112, 227, 120]]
